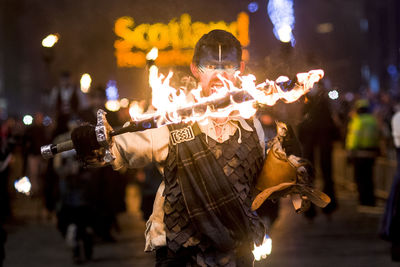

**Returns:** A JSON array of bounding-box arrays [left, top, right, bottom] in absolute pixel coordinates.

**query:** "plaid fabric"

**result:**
[[173, 123, 251, 252]]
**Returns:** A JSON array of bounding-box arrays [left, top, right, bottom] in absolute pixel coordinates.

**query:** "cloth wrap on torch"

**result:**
[[251, 122, 331, 212]]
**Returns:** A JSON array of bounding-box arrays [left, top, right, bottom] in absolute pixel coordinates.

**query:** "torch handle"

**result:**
[[41, 140, 74, 159]]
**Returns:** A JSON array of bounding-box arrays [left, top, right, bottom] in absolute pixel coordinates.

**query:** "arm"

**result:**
[[111, 125, 170, 170], [71, 122, 170, 170]]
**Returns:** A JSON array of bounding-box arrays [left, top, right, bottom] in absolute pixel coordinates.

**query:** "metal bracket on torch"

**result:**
[[41, 109, 116, 161], [95, 109, 115, 163]]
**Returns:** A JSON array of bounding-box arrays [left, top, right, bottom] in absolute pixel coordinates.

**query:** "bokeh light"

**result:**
[[14, 176, 32, 195], [80, 73, 92, 93], [248, 2, 259, 13], [328, 89, 339, 100], [23, 115, 33, 125], [267, 0, 295, 45], [41, 34, 59, 48]]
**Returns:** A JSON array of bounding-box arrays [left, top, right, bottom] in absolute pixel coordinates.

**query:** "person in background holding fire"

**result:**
[[69, 30, 328, 266]]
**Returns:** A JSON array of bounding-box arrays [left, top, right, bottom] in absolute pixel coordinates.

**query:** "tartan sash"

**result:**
[[171, 123, 250, 252]]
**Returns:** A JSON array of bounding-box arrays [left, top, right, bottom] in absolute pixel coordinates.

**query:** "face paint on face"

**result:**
[[197, 45, 241, 97]]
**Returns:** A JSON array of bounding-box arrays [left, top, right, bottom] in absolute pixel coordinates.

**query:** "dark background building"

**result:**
[[0, 0, 399, 116]]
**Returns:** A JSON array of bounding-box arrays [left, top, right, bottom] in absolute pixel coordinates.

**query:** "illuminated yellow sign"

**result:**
[[114, 12, 249, 67]]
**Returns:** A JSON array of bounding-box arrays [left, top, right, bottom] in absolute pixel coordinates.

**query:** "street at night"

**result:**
[[1, 0, 400, 266], [3, 175, 398, 267]]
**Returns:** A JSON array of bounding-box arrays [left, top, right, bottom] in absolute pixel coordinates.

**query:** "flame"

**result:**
[[80, 73, 92, 93], [42, 34, 59, 48], [14, 176, 32, 195], [129, 100, 145, 120], [146, 47, 158, 61], [252, 234, 272, 261], [136, 67, 324, 125]]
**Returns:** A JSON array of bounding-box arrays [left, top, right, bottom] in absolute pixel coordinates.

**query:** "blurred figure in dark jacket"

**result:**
[[53, 125, 95, 264], [380, 103, 400, 262], [49, 71, 88, 138], [136, 164, 163, 221], [298, 86, 340, 219], [0, 127, 19, 266], [24, 112, 50, 204], [78, 86, 126, 242]]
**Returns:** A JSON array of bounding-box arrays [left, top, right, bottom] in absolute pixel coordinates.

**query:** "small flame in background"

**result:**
[[42, 33, 59, 48], [252, 234, 272, 261], [14, 176, 32, 196], [132, 68, 324, 124], [80, 73, 92, 93], [146, 47, 159, 61], [129, 100, 145, 120]]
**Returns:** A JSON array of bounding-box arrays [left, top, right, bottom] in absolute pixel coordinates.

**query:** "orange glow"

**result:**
[[114, 12, 250, 67]]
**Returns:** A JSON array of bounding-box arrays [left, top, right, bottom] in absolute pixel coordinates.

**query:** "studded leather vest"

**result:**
[[163, 121, 265, 254]]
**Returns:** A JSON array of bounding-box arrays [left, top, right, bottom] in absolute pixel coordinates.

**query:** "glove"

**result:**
[[252, 122, 330, 212], [71, 124, 102, 162]]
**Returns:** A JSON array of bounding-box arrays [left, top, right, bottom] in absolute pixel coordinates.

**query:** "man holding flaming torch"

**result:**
[[62, 30, 329, 266]]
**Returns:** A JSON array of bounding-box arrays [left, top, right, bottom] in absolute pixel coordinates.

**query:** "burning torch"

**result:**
[[40, 69, 324, 160]]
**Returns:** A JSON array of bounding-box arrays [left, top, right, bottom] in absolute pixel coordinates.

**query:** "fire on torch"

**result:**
[[40, 69, 324, 159]]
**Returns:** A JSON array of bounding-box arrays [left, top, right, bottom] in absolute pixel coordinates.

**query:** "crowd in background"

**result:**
[[0, 70, 399, 265], [0, 71, 161, 265]]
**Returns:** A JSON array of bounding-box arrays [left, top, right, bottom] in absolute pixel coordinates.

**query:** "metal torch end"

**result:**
[[41, 144, 54, 159]]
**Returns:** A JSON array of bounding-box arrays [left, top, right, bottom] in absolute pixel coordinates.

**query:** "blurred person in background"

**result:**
[[78, 86, 126, 242], [380, 102, 400, 262], [298, 86, 340, 219], [0, 114, 24, 266], [49, 71, 88, 138], [374, 92, 395, 156], [47, 71, 84, 219], [53, 120, 96, 264], [134, 164, 163, 221], [24, 112, 50, 207], [0, 129, 15, 267], [345, 99, 380, 207], [0, 225, 4, 267]]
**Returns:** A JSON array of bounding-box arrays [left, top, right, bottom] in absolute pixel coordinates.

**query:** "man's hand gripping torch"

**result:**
[[41, 110, 115, 163], [41, 109, 159, 162]]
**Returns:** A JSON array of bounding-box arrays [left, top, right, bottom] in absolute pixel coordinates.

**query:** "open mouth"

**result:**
[[210, 81, 225, 94]]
